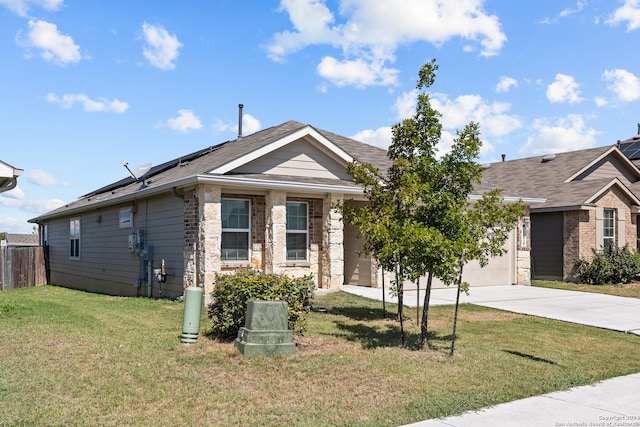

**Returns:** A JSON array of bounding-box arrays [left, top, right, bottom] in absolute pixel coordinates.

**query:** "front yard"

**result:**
[[1, 285, 639, 426]]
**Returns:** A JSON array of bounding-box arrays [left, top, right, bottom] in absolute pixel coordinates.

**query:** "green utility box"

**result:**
[[180, 286, 203, 344], [234, 300, 296, 358]]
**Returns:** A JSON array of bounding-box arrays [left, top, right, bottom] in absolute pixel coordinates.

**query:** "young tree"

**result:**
[[343, 59, 523, 350]]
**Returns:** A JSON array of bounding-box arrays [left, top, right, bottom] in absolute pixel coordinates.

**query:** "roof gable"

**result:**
[[209, 125, 354, 175], [231, 137, 353, 180], [563, 146, 640, 183]]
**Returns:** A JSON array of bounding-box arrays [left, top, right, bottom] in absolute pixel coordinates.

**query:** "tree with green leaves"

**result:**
[[343, 59, 523, 350]]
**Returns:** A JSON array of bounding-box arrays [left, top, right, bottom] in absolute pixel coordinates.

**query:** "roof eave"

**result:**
[[29, 174, 365, 223]]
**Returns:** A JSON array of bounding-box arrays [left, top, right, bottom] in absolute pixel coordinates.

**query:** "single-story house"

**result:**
[[30, 121, 536, 298], [481, 145, 640, 280], [0, 160, 23, 194], [1, 233, 40, 248]]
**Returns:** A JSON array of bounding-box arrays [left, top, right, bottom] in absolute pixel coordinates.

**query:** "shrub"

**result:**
[[574, 245, 640, 285], [207, 269, 315, 340]]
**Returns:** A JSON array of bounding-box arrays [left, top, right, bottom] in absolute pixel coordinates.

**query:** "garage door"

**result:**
[[419, 229, 516, 289]]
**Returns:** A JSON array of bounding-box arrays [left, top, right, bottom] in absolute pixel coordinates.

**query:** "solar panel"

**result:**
[[619, 139, 640, 160]]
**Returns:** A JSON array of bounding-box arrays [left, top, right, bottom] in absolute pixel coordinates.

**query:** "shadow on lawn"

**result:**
[[320, 304, 452, 350]]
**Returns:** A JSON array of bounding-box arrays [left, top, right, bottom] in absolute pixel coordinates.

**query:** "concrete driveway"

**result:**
[[340, 284, 640, 335]]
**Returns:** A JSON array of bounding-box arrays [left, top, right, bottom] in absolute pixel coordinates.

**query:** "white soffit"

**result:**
[[208, 126, 354, 175]]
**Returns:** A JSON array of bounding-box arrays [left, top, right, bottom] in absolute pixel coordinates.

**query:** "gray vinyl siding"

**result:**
[[46, 192, 185, 298], [531, 212, 563, 279], [233, 138, 352, 180], [574, 156, 637, 185]]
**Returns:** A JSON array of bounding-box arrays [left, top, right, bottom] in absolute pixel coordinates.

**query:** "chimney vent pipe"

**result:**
[[501, 154, 506, 162], [238, 104, 244, 139]]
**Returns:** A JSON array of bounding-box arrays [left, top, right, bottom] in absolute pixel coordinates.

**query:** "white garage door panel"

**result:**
[[405, 230, 515, 289]]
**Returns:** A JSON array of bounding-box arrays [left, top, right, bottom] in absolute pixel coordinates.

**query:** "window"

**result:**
[[70, 217, 80, 259], [119, 207, 133, 228], [603, 208, 615, 249], [286, 201, 308, 261], [221, 199, 250, 261]]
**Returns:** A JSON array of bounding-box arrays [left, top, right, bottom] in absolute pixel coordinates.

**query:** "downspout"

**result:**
[[146, 245, 153, 298]]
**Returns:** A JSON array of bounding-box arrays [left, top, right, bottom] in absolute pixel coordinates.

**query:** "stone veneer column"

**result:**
[[322, 193, 344, 290], [265, 190, 287, 275], [198, 185, 222, 296]]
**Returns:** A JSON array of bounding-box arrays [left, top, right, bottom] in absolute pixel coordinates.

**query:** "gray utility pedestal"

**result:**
[[234, 300, 296, 358]]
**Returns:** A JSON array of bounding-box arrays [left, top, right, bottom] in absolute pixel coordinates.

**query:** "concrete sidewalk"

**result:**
[[340, 284, 640, 335], [401, 373, 640, 427], [339, 284, 640, 426]]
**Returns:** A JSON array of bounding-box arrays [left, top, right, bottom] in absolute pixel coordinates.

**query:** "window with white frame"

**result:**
[[286, 201, 308, 261], [70, 217, 80, 259], [221, 198, 250, 261], [603, 208, 615, 249], [119, 207, 133, 228]]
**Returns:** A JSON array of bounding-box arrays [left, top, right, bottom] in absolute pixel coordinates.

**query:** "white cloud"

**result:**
[[518, 114, 600, 156], [559, 1, 586, 18], [17, 20, 81, 66], [546, 73, 584, 103], [605, 0, 640, 31], [27, 169, 70, 186], [317, 55, 398, 88], [603, 68, 640, 102], [46, 93, 129, 113], [241, 114, 262, 135], [430, 93, 522, 137], [2, 187, 25, 199], [165, 109, 202, 132], [141, 23, 182, 70], [0, 0, 63, 17], [351, 127, 392, 149], [393, 89, 418, 120], [267, 0, 506, 88], [0, 194, 65, 213], [496, 76, 518, 93], [595, 97, 608, 107]]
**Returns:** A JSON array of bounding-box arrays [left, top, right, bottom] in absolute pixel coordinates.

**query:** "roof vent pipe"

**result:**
[[501, 154, 506, 162], [238, 104, 244, 139], [637, 122, 640, 135]]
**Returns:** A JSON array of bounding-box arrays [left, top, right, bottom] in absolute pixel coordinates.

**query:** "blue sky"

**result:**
[[2, 0, 640, 233]]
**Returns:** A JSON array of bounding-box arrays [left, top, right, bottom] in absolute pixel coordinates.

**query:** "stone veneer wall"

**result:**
[[183, 188, 199, 291], [516, 205, 532, 285]]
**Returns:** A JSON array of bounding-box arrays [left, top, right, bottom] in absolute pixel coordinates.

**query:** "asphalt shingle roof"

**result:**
[[480, 145, 636, 210]]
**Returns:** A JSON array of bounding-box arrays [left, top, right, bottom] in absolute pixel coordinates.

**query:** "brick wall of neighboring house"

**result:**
[[563, 209, 591, 278], [516, 205, 532, 285], [595, 186, 637, 248], [563, 186, 638, 279]]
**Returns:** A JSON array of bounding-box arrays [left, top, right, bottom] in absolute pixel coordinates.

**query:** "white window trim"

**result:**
[[119, 207, 133, 229], [70, 217, 81, 260], [286, 201, 309, 262], [221, 198, 251, 262], [603, 208, 615, 249]]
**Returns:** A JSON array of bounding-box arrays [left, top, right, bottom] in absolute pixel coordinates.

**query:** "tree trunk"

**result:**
[[395, 264, 405, 346], [381, 266, 386, 319], [450, 264, 464, 356], [420, 271, 434, 350]]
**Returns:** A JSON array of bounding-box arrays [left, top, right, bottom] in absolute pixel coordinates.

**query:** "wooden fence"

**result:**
[[0, 246, 46, 291]]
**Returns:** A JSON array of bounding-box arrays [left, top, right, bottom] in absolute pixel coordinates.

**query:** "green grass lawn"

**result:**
[[1, 286, 640, 427], [532, 279, 640, 298]]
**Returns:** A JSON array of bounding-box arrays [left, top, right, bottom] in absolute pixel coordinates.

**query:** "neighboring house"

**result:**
[[30, 121, 535, 298], [0, 160, 23, 194], [481, 145, 640, 280], [1, 233, 40, 248]]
